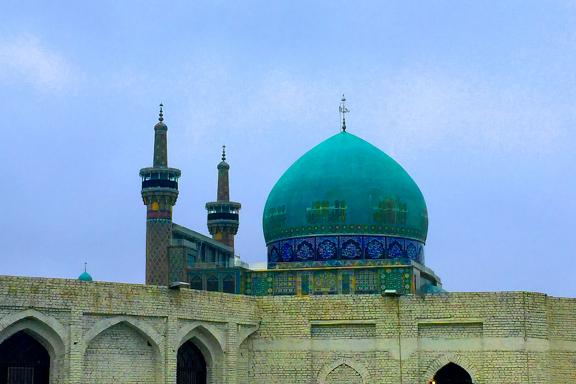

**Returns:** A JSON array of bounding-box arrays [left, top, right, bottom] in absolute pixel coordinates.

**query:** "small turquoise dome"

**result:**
[[263, 131, 428, 244], [78, 271, 93, 282]]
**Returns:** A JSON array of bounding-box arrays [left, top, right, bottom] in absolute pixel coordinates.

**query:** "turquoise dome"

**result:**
[[78, 271, 93, 282], [263, 131, 428, 244]]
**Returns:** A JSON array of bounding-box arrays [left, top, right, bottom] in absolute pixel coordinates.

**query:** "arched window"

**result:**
[[433, 362, 473, 384], [177, 341, 207, 384], [0, 331, 50, 384], [206, 275, 219, 292], [190, 275, 203, 291], [222, 274, 235, 293]]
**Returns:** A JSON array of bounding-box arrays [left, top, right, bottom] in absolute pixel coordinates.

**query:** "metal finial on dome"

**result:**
[[339, 94, 349, 132], [221, 145, 226, 161], [79, 261, 93, 282], [158, 103, 164, 122]]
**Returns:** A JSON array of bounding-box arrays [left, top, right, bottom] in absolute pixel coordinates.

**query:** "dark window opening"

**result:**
[[0, 331, 50, 384], [189, 275, 203, 291], [177, 341, 207, 384], [341, 274, 351, 294], [222, 275, 235, 293], [206, 276, 219, 292], [433, 362, 473, 384]]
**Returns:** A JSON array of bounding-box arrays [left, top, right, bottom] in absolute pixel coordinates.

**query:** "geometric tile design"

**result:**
[[267, 235, 424, 268], [145, 221, 172, 285]]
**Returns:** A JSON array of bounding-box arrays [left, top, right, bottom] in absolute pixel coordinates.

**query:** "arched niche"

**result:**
[[317, 359, 369, 384], [176, 323, 225, 384], [0, 310, 67, 384], [82, 316, 163, 356], [432, 362, 474, 384], [423, 354, 477, 384], [0, 331, 50, 383], [177, 340, 207, 384], [82, 317, 163, 384]]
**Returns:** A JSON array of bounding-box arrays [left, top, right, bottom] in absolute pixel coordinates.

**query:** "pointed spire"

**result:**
[[339, 94, 349, 132], [158, 103, 164, 122], [84, 262, 87, 273], [218, 145, 230, 170]]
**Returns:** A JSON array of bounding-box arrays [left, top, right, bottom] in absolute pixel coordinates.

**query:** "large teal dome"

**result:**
[[263, 131, 428, 267]]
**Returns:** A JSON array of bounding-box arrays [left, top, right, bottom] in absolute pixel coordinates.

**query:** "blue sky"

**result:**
[[1, 1, 575, 296]]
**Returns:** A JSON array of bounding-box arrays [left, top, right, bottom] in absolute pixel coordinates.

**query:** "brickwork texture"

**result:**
[[0, 276, 574, 383]]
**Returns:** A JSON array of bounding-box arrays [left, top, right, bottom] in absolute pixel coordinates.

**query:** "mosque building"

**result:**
[[0, 101, 574, 383], [144, 99, 441, 298]]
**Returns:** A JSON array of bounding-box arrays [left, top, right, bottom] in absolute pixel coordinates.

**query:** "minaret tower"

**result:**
[[206, 146, 241, 250], [139, 104, 181, 285]]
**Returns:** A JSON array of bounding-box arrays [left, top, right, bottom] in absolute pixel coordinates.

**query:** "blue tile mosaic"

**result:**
[[267, 235, 424, 267]]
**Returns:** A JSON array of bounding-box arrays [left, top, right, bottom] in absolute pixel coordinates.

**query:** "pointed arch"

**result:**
[[176, 322, 225, 367], [0, 309, 67, 383], [317, 358, 370, 384], [82, 316, 164, 384], [82, 315, 163, 356], [423, 353, 478, 383], [176, 322, 226, 384], [0, 309, 66, 356]]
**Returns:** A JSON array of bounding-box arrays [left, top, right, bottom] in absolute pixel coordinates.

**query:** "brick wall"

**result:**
[[84, 322, 158, 383], [0, 276, 574, 383], [325, 363, 363, 383]]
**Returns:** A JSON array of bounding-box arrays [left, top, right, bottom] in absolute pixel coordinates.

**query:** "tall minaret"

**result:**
[[139, 104, 181, 285], [206, 146, 241, 250]]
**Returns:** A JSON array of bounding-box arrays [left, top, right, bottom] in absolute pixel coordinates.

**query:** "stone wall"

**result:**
[[0, 276, 574, 383]]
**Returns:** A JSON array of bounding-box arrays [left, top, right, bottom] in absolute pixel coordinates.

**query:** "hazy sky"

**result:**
[[1, 1, 575, 296]]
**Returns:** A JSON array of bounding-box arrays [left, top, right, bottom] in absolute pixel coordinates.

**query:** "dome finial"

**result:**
[[222, 145, 226, 161], [78, 262, 93, 282], [158, 103, 164, 122], [339, 94, 349, 132]]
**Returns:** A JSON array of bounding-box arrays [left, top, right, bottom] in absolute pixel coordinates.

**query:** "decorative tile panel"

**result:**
[[280, 240, 294, 262], [340, 236, 363, 259], [294, 238, 315, 261], [267, 235, 424, 268], [316, 237, 338, 260], [313, 270, 338, 295], [355, 269, 379, 294], [273, 272, 296, 295]]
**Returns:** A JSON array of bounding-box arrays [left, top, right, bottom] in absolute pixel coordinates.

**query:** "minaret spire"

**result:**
[[140, 103, 181, 285], [206, 146, 241, 250], [153, 102, 168, 167], [217, 145, 230, 201], [339, 94, 349, 132]]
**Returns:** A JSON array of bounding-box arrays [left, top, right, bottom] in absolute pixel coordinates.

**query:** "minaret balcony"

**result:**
[[206, 201, 241, 225], [207, 212, 239, 221], [142, 179, 178, 189], [140, 167, 181, 191]]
